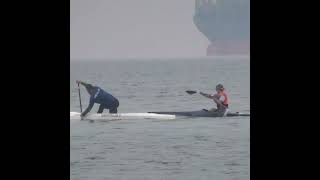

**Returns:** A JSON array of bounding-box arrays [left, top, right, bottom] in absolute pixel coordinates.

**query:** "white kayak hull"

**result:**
[[70, 112, 176, 121]]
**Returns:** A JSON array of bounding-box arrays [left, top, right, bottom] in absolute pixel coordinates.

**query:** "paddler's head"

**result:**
[[215, 84, 224, 92], [85, 84, 95, 95]]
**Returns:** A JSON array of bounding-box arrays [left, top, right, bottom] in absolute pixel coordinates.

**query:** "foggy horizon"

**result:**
[[71, 0, 208, 60], [71, 0, 249, 60], [70, 55, 250, 62]]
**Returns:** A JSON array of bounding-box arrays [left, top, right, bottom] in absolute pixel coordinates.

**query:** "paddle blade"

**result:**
[[186, 90, 197, 95]]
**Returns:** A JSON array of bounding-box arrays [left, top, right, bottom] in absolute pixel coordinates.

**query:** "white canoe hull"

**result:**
[[70, 112, 176, 121]]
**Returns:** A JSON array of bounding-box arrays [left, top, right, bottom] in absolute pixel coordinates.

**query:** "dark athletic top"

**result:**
[[82, 86, 118, 115]]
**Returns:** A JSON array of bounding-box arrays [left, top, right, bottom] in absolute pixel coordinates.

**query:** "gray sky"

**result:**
[[70, 0, 209, 60]]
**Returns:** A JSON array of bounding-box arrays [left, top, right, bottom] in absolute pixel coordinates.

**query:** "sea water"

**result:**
[[70, 57, 250, 180]]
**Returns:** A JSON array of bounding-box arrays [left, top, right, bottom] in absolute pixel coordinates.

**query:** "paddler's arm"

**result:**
[[199, 92, 227, 108], [76, 80, 90, 87], [199, 91, 214, 99], [81, 96, 95, 117], [212, 96, 226, 108]]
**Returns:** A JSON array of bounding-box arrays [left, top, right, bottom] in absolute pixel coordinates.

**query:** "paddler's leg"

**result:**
[[209, 108, 217, 112], [109, 107, 117, 113], [97, 104, 106, 114], [108, 100, 119, 114]]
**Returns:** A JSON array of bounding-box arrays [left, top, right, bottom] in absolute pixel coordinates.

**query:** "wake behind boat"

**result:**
[[70, 112, 176, 121], [149, 109, 250, 117]]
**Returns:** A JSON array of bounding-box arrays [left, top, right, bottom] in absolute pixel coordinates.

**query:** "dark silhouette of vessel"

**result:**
[[193, 0, 250, 55]]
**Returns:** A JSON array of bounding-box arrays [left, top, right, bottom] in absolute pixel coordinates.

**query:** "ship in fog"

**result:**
[[193, 0, 250, 56]]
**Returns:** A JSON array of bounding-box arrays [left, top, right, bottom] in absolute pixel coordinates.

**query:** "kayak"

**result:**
[[148, 109, 250, 117], [70, 112, 176, 121]]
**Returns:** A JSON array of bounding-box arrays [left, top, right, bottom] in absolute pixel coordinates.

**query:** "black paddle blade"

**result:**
[[186, 90, 197, 95]]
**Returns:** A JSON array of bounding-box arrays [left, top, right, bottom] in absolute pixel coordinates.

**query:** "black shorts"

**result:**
[[98, 99, 120, 113]]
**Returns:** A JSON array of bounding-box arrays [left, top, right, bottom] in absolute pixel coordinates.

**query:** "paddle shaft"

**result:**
[[77, 83, 83, 113]]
